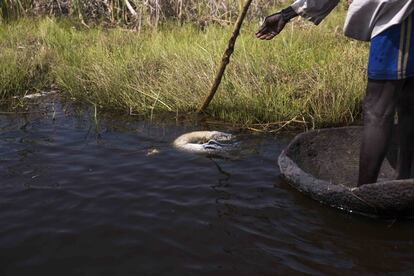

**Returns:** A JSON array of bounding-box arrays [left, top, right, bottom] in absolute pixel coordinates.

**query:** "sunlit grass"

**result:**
[[0, 7, 368, 128]]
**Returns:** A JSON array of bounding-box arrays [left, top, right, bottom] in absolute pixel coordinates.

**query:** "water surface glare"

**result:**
[[0, 104, 414, 275]]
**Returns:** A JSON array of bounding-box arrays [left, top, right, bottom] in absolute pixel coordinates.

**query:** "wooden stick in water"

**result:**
[[197, 0, 254, 114]]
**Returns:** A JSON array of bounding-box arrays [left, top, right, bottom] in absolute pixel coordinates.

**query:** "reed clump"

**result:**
[[0, 6, 368, 128], [1, 0, 285, 28]]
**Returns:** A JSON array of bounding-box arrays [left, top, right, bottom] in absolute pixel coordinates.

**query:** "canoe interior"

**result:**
[[280, 127, 414, 217], [288, 127, 408, 187]]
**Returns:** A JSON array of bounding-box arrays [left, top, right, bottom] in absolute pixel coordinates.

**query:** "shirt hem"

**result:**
[[368, 72, 414, 80]]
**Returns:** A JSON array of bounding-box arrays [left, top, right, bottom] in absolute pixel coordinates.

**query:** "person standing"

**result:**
[[256, 0, 414, 185]]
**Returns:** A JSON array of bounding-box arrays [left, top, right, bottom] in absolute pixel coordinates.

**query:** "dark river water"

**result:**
[[0, 100, 414, 275]]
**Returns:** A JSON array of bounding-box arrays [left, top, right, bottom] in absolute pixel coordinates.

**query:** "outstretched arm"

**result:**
[[256, 0, 340, 40], [255, 6, 298, 40], [291, 0, 340, 25]]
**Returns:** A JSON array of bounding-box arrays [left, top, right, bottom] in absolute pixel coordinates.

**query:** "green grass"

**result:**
[[0, 7, 368, 129]]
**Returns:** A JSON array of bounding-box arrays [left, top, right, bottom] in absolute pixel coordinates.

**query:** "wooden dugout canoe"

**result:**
[[278, 127, 414, 218]]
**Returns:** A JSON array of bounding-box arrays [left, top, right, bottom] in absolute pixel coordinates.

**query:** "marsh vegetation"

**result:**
[[0, 1, 366, 129]]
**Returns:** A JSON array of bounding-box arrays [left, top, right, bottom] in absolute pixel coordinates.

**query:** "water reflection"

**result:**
[[0, 99, 413, 274]]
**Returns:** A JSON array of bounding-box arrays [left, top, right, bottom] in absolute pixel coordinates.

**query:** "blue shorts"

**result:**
[[368, 14, 414, 80]]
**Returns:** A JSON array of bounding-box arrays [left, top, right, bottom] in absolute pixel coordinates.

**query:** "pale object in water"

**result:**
[[146, 148, 160, 156], [173, 131, 237, 157], [23, 91, 57, 99]]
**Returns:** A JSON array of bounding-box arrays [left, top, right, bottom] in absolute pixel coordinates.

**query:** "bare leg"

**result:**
[[358, 80, 404, 186], [397, 78, 414, 179]]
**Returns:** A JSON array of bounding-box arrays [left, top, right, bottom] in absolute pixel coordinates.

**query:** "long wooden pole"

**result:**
[[197, 0, 254, 114]]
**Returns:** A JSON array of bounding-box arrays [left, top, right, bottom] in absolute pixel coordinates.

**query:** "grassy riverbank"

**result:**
[[0, 8, 368, 129]]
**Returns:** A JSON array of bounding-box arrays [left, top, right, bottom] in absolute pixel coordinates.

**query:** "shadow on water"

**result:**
[[0, 97, 413, 275]]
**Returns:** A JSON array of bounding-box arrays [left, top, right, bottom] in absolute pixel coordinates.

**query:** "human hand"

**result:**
[[255, 13, 287, 40]]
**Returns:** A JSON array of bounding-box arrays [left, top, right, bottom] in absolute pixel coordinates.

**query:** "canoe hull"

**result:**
[[278, 127, 414, 217]]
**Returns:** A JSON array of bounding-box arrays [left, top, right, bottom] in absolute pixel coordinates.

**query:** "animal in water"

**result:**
[[173, 131, 237, 157]]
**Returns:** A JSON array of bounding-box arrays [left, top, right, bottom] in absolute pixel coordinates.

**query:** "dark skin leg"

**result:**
[[358, 79, 405, 186], [254, 8, 414, 183], [397, 78, 414, 179]]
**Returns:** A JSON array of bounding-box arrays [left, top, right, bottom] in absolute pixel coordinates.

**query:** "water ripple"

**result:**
[[0, 104, 413, 274]]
